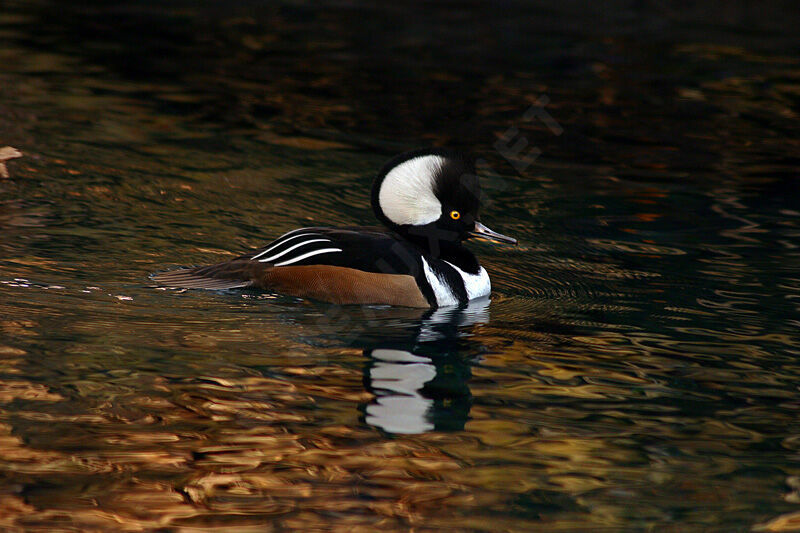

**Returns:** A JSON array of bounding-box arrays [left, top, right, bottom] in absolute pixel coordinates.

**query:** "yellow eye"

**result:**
[[450, 210, 461, 220]]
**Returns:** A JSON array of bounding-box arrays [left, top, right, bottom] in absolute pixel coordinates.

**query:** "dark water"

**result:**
[[2, 0, 800, 530]]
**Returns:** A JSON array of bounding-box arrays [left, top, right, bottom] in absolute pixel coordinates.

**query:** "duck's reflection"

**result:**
[[366, 348, 438, 434], [359, 298, 490, 434]]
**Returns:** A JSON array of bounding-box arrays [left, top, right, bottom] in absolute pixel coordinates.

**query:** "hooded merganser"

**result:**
[[152, 148, 516, 308]]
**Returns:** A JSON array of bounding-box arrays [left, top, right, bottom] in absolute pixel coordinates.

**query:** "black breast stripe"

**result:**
[[429, 258, 469, 305]]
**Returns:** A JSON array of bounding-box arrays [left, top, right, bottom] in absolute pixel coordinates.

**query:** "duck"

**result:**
[[152, 148, 516, 308]]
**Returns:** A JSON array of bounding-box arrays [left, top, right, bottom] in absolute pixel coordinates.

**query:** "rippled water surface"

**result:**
[[2, 1, 800, 530]]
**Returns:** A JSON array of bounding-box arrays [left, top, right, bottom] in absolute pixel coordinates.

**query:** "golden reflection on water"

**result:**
[[2, 279, 800, 530], [0, 308, 547, 530]]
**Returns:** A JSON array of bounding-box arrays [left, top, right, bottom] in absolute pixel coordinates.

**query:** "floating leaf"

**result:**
[[0, 146, 22, 178]]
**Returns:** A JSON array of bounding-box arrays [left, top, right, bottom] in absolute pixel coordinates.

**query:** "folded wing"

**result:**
[[151, 227, 430, 307]]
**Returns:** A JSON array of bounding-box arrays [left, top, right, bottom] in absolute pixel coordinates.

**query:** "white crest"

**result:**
[[378, 155, 444, 226]]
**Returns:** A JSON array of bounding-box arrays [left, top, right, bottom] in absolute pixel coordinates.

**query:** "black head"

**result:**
[[371, 148, 515, 255]]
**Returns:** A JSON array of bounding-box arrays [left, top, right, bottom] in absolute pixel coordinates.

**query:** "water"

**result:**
[[2, 1, 800, 530]]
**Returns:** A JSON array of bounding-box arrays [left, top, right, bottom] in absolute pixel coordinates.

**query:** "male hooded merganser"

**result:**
[[152, 148, 516, 308]]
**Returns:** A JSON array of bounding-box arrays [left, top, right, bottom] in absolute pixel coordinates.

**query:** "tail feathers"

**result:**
[[152, 260, 258, 290]]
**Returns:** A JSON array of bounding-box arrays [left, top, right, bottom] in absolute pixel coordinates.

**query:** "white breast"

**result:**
[[444, 261, 491, 300], [421, 257, 491, 307]]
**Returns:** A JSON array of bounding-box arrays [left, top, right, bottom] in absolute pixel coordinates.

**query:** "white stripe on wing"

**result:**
[[257, 238, 332, 263], [251, 232, 321, 260], [274, 248, 342, 266]]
